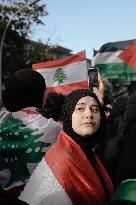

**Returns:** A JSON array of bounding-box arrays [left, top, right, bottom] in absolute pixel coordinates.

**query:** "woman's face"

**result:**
[[72, 96, 101, 137]]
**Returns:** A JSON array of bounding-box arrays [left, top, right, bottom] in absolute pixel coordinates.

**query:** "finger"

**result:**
[[98, 71, 104, 89], [93, 87, 98, 93]]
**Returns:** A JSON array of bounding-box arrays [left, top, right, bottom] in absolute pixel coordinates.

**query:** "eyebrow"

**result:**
[[76, 103, 98, 106]]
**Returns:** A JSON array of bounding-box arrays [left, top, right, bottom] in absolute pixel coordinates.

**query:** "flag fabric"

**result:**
[[19, 130, 113, 205], [0, 107, 62, 197], [92, 39, 136, 80], [32, 51, 88, 94], [119, 40, 136, 70]]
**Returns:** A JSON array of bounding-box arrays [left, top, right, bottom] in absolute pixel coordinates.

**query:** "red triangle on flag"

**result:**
[[119, 40, 136, 70]]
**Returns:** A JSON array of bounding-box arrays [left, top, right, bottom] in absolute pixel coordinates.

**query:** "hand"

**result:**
[[93, 71, 104, 105]]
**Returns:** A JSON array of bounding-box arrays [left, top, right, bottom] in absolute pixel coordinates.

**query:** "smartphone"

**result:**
[[88, 67, 99, 90]]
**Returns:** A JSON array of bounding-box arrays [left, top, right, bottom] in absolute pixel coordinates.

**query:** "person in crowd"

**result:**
[[99, 115, 136, 205], [41, 92, 65, 122], [116, 94, 136, 185], [19, 88, 114, 205], [95, 80, 136, 187], [106, 96, 127, 139], [95, 95, 128, 186], [112, 117, 136, 205], [0, 69, 62, 199]]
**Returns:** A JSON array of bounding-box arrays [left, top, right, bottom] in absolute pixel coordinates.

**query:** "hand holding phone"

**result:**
[[88, 67, 104, 104], [88, 67, 99, 90]]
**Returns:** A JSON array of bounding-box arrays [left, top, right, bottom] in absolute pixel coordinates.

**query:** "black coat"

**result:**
[[0, 187, 28, 205], [95, 96, 127, 186]]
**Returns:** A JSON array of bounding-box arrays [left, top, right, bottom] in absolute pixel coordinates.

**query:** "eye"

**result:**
[[78, 107, 84, 110], [75, 107, 84, 111], [91, 107, 99, 113]]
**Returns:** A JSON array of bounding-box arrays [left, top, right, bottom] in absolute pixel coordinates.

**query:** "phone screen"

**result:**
[[88, 67, 99, 90]]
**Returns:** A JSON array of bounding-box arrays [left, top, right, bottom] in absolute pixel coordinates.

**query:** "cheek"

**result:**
[[72, 116, 76, 127], [72, 114, 81, 131], [95, 117, 101, 130]]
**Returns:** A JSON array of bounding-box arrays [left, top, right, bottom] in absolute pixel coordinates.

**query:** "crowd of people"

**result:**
[[0, 68, 136, 205]]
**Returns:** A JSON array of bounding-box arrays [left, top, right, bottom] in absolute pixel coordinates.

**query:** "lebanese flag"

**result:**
[[32, 51, 88, 94], [119, 40, 136, 70], [19, 131, 113, 205]]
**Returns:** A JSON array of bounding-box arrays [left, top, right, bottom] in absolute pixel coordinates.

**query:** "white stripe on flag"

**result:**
[[92, 50, 123, 65], [19, 158, 73, 205], [36, 60, 87, 87]]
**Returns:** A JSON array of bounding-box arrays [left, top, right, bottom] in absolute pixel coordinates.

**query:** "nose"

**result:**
[[85, 107, 93, 118]]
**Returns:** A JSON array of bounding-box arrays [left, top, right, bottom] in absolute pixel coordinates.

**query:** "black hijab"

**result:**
[[3, 69, 46, 112], [63, 89, 106, 148]]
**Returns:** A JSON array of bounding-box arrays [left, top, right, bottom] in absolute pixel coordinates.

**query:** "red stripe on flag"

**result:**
[[45, 131, 113, 205], [32, 51, 86, 70], [47, 80, 88, 94], [119, 40, 136, 69], [20, 109, 37, 115]]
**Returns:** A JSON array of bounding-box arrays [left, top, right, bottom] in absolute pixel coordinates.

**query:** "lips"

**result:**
[[83, 122, 95, 125]]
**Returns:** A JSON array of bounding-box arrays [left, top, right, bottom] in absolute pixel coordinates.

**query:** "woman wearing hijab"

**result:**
[[19, 88, 114, 205], [0, 69, 62, 198]]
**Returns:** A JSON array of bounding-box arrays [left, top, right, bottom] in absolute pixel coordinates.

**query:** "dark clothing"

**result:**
[[105, 96, 127, 140], [0, 187, 28, 205], [95, 96, 128, 186], [119, 92, 136, 140], [43, 92, 65, 121], [115, 91, 136, 185], [95, 136, 127, 186], [96, 91, 136, 187], [116, 122, 136, 185]]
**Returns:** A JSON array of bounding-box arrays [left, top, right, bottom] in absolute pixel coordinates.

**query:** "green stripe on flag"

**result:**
[[95, 63, 136, 80]]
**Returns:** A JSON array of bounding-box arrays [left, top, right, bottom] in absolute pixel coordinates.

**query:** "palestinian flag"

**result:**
[[119, 40, 136, 69], [92, 39, 136, 81], [19, 131, 113, 205], [32, 51, 88, 94]]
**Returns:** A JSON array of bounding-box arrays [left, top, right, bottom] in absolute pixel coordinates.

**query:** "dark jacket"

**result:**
[[95, 96, 128, 186], [0, 187, 28, 205]]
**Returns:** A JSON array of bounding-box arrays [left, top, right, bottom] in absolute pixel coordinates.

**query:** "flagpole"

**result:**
[[0, 0, 40, 102]]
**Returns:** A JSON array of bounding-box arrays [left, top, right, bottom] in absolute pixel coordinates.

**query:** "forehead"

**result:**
[[76, 96, 98, 105]]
